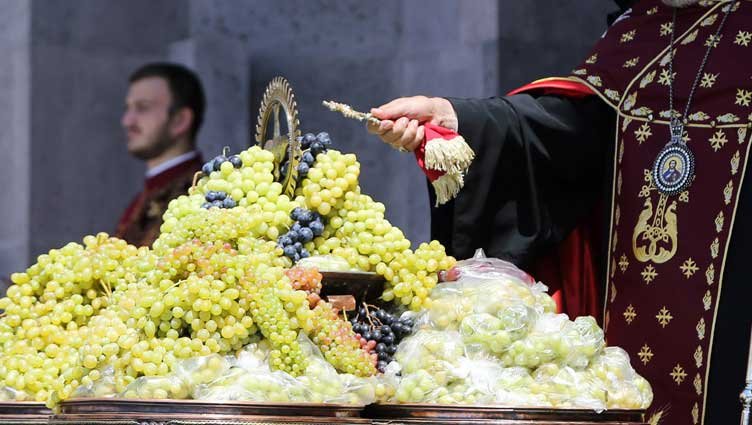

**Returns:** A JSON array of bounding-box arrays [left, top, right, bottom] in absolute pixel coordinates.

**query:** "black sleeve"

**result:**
[[429, 94, 615, 267]]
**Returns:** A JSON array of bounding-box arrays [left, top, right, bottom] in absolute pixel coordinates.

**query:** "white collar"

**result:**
[[145, 151, 199, 178]]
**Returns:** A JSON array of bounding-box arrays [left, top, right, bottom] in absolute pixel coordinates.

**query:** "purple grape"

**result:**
[[278, 235, 293, 247], [302, 133, 317, 149], [229, 155, 243, 168], [297, 162, 309, 176], [309, 221, 324, 236], [300, 248, 310, 258], [212, 155, 227, 171], [202, 162, 214, 175], [371, 330, 382, 341], [310, 141, 325, 156], [316, 132, 331, 145], [376, 343, 387, 353], [222, 197, 236, 208], [302, 151, 315, 165], [201, 202, 211, 209], [299, 227, 314, 242], [283, 246, 297, 258]]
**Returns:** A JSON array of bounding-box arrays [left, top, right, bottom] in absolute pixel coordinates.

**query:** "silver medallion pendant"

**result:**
[[652, 121, 695, 196]]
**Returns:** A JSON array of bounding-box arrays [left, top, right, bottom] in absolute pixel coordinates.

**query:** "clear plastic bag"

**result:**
[[194, 367, 310, 402], [296, 255, 354, 272], [457, 249, 536, 285], [587, 347, 653, 409], [296, 332, 375, 405], [532, 363, 607, 411], [417, 254, 554, 331], [71, 366, 118, 399], [460, 305, 536, 354], [0, 386, 29, 401], [120, 374, 190, 399], [235, 340, 272, 372], [499, 313, 604, 369], [394, 330, 465, 380], [173, 354, 232, 390]]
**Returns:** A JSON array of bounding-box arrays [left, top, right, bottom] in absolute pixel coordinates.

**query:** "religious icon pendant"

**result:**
[[652, 120, 695, 196]]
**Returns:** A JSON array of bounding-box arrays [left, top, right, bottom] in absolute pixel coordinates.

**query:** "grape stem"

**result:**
[[191, 171, 203, 189], [363, 303, 375, 327], [223, 146, 230, 157], [365, 303, 384, 326]]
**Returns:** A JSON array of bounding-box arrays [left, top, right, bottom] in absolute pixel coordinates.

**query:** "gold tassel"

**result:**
[[431, 172, 464, 206], [424, 135, 475, 174]]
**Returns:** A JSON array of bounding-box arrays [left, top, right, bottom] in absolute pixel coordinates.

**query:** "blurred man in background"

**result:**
[[116, 62, 205, 247]]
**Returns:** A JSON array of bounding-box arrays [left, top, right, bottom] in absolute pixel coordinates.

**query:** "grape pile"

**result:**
[[349, 305, 414, 372], [381, 256, 653, 410], [0, 127, 651, 412]]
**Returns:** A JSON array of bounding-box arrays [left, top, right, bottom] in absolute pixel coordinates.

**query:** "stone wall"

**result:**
[[0, 0, 615, 279]]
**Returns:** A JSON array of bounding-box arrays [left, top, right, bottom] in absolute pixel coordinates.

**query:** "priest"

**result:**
[[368, 1, 751, 424]]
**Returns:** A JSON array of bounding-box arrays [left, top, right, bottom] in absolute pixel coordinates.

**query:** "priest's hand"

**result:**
[[367, 96, 458, 152]]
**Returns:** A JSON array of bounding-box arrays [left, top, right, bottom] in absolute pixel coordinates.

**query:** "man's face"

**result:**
[[121, 77, 175, 160]]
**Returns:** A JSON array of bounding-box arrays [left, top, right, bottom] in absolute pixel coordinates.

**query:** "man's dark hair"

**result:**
[[129, 62, 205, 140]]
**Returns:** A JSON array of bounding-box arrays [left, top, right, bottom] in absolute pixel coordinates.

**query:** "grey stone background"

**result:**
[[0, 0, 614, 280]]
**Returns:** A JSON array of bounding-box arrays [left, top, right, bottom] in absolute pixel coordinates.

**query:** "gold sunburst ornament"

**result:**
[[255, 77, 302, 197]]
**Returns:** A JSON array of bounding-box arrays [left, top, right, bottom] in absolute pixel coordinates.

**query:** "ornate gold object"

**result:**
[[255, 77, 302, 197], [322, 100, 381, 126], [322, 100, 407, 152]]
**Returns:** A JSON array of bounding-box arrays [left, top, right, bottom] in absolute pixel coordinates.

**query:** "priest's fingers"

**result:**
[[397, 119, 420, 151], [371, 96, 433, 121], [405, 125, 425, 152], [389, 117, 410, 140], [367, 119, 393, 135]]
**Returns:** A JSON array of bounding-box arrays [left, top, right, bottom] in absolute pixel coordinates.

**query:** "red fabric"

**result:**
[[508, 79, 602, 322], [530, 212, 602, 323], [116, 155, 203, 246], [507, 78, 595, 99], [413, 122, 461, 181]]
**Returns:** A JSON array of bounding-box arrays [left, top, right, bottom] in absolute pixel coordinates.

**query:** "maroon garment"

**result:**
[[569, 1, 752, 423], [115, 155, 203, 247]]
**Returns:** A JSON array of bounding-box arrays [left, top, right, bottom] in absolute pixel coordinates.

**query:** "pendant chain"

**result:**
[[667, 1, 737, 130]]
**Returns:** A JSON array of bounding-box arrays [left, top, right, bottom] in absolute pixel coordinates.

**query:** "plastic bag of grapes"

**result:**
[[417, 253, 555, 331], [297, 255, 354, 272], [120, 374, 191, 399], [394, 330, 465, 381], [460, 304, 537, 355], [493, 366, 552, 407], [71, 366, 118, 399], [172, 354, 234, 393], [458, 249, 537, 285], [499, 313, 605, 369], [234, 340, 272, 373], [0, 386, 29, 401], [296, 332, 375, 405], [194, 367, 311, 402], [587, 347, 653, 409], [531, 363, 607, 411]]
